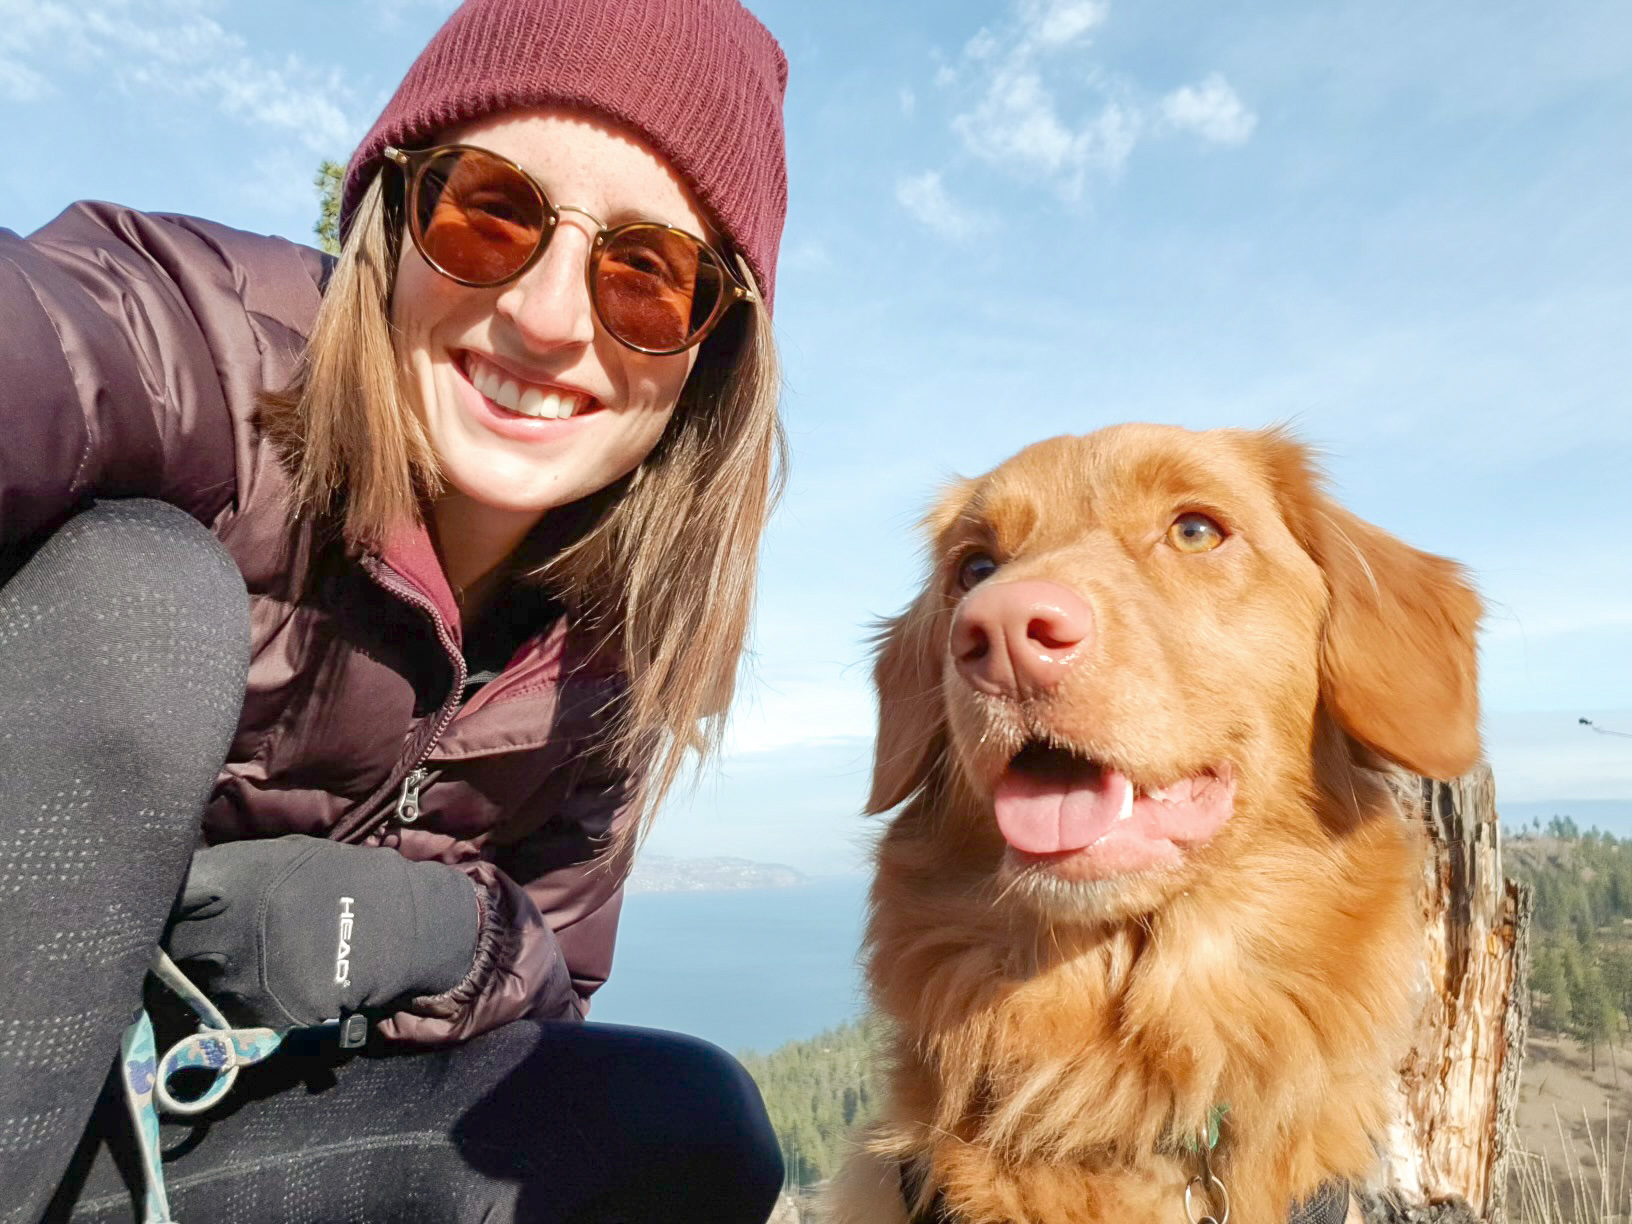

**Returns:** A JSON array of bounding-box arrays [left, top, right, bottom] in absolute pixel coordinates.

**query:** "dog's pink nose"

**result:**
[[951, 579, 1093, 700]]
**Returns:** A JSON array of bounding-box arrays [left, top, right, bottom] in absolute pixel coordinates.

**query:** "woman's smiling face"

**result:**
[[390, 106, 710, 534]]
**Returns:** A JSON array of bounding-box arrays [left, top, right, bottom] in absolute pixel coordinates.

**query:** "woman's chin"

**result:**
[[434, 468, 566, 520]]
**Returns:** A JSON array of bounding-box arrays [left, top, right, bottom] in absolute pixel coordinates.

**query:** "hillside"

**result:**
[[739, 1018, 884, 1190]]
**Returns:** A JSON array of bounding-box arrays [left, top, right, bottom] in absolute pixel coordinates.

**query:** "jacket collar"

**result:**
[[380, 520, 464, 645]]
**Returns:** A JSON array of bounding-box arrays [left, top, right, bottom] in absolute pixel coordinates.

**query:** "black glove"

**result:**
[[166, 835, 480, 1029]]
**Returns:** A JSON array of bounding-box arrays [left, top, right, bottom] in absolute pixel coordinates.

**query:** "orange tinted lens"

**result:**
[[416, 149, 547, 284], [594, 225, 725, 352]]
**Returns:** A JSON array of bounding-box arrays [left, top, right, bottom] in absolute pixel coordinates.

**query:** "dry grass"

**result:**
[[1511, 1107, 1632, 1224]]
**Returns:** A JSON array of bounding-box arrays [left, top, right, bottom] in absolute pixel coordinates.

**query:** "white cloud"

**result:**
[[953, 69, 1138, 194], [899, 86, 917, 118], [1161, 73, 1258, 145], [182, 60, 354, 152], [964, 28, 1003, 63], [0, 1, 78, 99], [0, 0, 360, 152], [932, 1, 1255, 200], [1018, 0, 1111, 51], [946, 0, 1126, 195], [0, 57, 47, 101], [895, 170, 983, 240]]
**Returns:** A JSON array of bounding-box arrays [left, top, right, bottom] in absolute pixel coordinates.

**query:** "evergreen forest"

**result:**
[[739, 1018, 885, 1191], [1507, 817, 1632, 1072]]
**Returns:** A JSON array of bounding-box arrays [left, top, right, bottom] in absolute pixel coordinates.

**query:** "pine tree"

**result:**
[[313, 160, 344, 255], [1570, 961, 1619, 1073], [1533, 942, 1574, 1032], [1601, 944, 1632, 1023]]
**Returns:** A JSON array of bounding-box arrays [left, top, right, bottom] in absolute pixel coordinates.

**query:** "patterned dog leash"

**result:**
[[117, 951, 346, 1224]]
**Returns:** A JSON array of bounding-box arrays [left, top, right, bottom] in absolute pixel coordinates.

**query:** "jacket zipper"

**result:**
[[396, 767, 429, 824], [327, 556, 467, 844]]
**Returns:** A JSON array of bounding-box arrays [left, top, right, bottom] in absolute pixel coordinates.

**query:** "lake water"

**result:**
[[590, 875, 871, 1055]]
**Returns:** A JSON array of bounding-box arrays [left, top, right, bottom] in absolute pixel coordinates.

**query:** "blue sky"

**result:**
[[8, 0, 1629, 874]]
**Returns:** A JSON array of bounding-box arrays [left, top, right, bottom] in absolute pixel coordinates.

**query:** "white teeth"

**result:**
[[464, 353, 584, 420], [1143, 781, 1191, 805], [1117, 782, 1134, 822]]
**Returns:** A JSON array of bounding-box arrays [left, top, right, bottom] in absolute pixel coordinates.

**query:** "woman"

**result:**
[[0, 0, 789, 1220]]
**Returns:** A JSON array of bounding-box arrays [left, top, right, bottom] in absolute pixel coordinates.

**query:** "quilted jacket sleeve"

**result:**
[[0, 201, 325, 563], [378, 750, 639, 1045]]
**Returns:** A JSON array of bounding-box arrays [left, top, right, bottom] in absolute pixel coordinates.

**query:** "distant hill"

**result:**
[[1502, 799, 1632, 842], [626, 853, 809, 893]]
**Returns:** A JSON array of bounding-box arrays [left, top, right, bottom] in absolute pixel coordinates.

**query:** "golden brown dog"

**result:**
[[825, 425, 1481, 1224]]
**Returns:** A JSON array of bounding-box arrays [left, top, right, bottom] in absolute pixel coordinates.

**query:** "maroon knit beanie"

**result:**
[[343, 0, 789, 309]]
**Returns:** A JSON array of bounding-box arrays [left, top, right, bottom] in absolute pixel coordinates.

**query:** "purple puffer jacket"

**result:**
[[0, 201, 637, 1044]]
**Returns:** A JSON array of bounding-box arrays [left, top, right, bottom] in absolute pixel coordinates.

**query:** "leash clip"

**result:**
[[153, 1023, 286, 1115], [1183, 1117, 1231, 1224], [1184, 1169, 1230, 1224], [118, 951, 297, 1223]]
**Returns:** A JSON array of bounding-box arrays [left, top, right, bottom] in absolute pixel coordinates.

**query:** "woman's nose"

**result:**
[[493, 223, 597, 351]]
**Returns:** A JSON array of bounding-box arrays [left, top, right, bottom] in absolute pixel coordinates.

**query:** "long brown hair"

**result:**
[[261, 169, 786, 834]]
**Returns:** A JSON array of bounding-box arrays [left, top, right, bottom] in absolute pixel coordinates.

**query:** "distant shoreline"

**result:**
[[626, 853, 813, 894]]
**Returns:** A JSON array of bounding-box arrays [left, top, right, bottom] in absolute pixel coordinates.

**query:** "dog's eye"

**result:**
[[956, 552, 999, 590], [1168, 513, 1226, 553]]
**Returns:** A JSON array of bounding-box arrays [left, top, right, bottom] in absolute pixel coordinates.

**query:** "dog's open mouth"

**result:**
[[994, 743, 1236, 878]]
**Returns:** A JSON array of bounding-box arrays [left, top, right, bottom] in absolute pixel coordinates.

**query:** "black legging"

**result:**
[[0, 501, 783, 1224]]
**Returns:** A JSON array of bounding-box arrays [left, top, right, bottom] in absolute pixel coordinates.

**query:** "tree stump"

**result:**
[[1362, 763, 1532, 1223]]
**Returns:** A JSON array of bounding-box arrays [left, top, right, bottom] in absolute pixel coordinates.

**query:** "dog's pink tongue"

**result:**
[[994, 765, 1133, 855]]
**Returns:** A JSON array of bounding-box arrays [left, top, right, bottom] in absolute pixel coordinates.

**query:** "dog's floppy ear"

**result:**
[[866, 591, 951, 813], [1256, 431, 1482, 781], [866, 482, 974, 814]]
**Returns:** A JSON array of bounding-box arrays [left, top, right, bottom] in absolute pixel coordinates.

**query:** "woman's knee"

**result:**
[[616, 1030, 786, 1218], [454, 1023, 785, 1222], [0, 498, 249, 783], [19, 499, 246, 630]]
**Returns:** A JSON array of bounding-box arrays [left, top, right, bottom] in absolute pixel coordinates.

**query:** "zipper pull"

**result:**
[[395, 768, 429, 825]]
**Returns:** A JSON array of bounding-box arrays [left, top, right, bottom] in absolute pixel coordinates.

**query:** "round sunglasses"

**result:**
[[385, 143, 755, 356]]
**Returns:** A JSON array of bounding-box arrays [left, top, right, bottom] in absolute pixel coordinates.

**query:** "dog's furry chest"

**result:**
[[869, 854, 1412, 1224], [895, 925, 1222, 1160]]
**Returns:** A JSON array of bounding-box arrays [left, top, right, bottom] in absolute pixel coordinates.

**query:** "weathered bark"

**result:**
[[1363, 763, 1531, 1223]]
